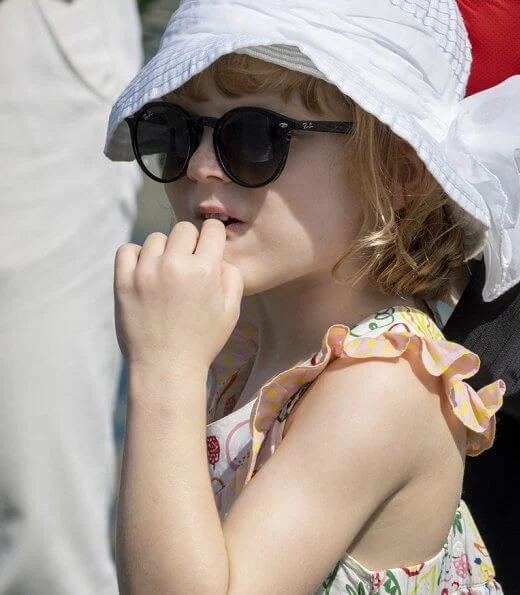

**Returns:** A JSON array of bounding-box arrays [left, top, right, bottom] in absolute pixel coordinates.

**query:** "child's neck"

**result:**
[[240, 273, 417, 402]]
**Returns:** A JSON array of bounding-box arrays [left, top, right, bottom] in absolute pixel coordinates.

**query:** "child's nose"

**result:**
[[186, 127, 231, 185]]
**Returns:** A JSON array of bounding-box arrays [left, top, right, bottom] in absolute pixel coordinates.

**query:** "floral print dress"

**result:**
[[205, 298, 505, 594]]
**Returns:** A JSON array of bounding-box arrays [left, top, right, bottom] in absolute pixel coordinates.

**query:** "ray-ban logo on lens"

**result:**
[[143, 111, 154, 121], [302, 122, 314, 129]]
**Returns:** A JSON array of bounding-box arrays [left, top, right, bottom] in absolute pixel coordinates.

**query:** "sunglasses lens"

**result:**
[[135, 105, 191, 181], [218, 111, 284, 186]]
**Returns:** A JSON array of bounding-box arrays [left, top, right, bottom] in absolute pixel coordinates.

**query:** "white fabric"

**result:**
[[0, 0, 141, 593], [104, 0, 520, 302]]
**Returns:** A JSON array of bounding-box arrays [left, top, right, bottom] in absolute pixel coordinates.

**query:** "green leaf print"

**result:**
[[452, 509, 463, 535], [277, 387, 307, 422], [436, 543, 450, 586], [383, 571, 402, 595], [375, 307, 396, 320], [349, 308, 396, 337], [322, 561, 340, 593]]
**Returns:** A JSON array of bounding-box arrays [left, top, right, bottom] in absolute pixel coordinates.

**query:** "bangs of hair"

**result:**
[[169, 52, 348, 115]]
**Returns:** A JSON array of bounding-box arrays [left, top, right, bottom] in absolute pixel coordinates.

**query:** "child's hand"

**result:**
[[114, 219, 244, 372]]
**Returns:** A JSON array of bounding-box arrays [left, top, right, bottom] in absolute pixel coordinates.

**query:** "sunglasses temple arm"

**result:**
[[291, 121, 354, 134]]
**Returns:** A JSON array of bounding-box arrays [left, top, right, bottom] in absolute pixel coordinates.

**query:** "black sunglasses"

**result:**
[[126, 101, 354, 188]]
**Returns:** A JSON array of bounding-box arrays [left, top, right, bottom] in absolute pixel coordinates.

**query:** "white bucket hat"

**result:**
[[105, 0, 520, 302]]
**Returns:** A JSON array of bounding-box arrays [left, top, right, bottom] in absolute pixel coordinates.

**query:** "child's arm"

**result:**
[[117, 363, 228, 594], [117, 355, 441, 594], [114, 221, 452, 594]]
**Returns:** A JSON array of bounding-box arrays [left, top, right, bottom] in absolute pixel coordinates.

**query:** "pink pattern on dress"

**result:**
[[225, 419, 251, 470], [453, 554, 470, 579]]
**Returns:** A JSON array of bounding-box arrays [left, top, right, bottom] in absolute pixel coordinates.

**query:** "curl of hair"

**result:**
[[171, 53, 466, 301]]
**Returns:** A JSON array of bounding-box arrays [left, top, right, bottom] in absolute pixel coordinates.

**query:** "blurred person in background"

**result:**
[[0, 1, 142, 593]]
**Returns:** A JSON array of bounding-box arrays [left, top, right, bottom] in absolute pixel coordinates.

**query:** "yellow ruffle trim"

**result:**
[[245, 324, 505, 483]]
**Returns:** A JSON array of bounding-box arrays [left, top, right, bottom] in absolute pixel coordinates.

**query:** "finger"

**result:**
[[165, 221, 199, 255], [137, 232, 168, 266], [194, 218, 226, 262], [114, 243, 141, 290]]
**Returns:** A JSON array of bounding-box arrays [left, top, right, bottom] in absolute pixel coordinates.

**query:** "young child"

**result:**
[[105, 1, 519, 593]]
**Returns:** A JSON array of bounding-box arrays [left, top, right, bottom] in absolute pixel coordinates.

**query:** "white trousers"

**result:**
[[0, 1, 142, 593]]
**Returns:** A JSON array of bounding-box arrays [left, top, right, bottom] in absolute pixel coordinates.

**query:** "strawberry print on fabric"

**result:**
[[206, 435, 220, 468]]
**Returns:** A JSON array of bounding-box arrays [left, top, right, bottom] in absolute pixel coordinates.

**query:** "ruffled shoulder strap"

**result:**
[[345, 307, 505, 456], [349, 305, 445, 340], [242, 306, 505, 488]]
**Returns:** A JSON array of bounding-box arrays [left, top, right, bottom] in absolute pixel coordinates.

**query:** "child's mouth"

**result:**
[[224, 220, 247, 234], [201, 214, 245, 229]]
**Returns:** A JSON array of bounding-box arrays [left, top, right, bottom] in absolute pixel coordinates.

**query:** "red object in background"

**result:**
[[457, 0, 520, 96]]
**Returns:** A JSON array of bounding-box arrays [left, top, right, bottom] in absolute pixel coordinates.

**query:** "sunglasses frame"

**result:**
[[126, 101, 354, 188]]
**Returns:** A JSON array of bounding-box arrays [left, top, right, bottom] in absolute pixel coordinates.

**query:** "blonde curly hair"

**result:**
[[170, 53, 466, 301]]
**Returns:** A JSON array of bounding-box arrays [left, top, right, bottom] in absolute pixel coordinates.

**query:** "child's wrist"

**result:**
[[126, 351, 209, 375], [126, 358, 209, 406]]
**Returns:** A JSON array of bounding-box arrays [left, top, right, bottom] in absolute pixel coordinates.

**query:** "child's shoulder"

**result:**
[[278, 304, 503, 459], [283, 319, 451, 470], [247, 307, 469, 574]]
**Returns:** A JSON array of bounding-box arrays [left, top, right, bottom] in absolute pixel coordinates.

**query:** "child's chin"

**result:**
[[241, 277, 279, 298], [241, 279, 263, 298]]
